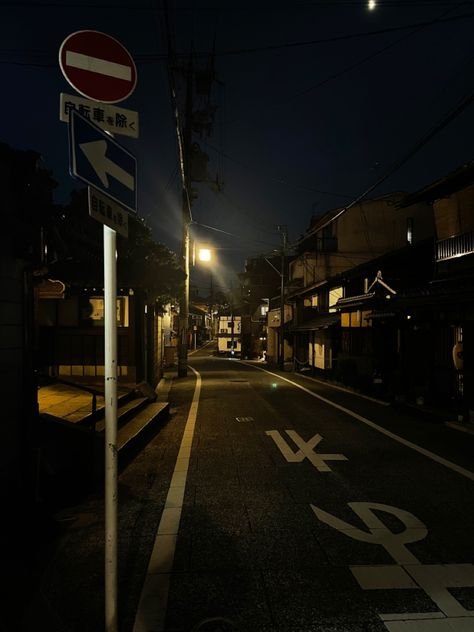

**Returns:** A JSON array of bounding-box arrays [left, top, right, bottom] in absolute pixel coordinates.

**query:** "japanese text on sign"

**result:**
[[60, 93, 139, 139], [88, 188, 129, 237]]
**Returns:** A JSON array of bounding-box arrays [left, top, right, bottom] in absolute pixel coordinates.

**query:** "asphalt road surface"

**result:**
[[132, 345, 474, 632], [21, 343, 474, 632]]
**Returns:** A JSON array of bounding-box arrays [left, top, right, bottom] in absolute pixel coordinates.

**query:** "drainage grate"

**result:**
[[235, 416, 254, 423]]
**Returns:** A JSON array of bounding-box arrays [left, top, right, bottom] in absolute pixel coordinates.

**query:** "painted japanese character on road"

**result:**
[[312, 501, 474, 630], [266, 430, 348, 472]]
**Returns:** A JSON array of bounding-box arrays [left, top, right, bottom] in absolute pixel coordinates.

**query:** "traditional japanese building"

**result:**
[[395, 161, 474, 421], [238, 254, 283, 361], [287, 193, 434, 379]]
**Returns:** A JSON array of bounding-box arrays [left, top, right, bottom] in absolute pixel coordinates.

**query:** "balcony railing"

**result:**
[[436, 231, 474, 262]]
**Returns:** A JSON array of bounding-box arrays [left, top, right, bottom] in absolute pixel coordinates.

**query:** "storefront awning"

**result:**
[[365, 311, 396, 320], [290, 314, 340, 332], [335, 292, 375, 310]]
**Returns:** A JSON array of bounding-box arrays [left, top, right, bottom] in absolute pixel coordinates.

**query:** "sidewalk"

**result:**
[[7, 371, 177, 632], [38, 379, 135, 423]]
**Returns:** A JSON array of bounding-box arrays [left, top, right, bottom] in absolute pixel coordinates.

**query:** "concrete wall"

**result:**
[[0, 247, 36, 504], [434, 184, 474, 240], [291, 196, 435, 285], [267, 306, 293, 365]]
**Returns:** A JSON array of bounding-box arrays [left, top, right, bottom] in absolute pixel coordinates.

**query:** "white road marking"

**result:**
[[188, 340, 215, 356], [385, 619, 474, 631], [404, 564, 474, 618], [312, 501, 474, 628], [266, 429, 347, 471], [246, 364, 474, 482], [133, 366, 201, 632], [65, 51, 131, 80], [312, 502, 427, 565], [381, 612, 445, 621], [351, 565, 420, 590], [298, 371, 390, 405]]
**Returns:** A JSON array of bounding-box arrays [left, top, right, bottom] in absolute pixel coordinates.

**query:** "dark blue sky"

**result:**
[[2, 1, 474, 292]]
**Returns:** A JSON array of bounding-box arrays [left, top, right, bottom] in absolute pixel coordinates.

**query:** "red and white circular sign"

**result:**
[[59, 30, 137, 104]]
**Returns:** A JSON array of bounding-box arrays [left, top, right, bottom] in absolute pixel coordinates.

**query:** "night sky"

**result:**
[[2, 1, 474, 294]]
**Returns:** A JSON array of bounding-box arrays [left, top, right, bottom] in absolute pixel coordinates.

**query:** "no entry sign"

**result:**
[[59, 30, 137, 104]]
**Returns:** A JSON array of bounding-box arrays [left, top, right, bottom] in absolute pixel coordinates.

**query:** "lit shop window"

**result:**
[[329, 287, 343, 313]]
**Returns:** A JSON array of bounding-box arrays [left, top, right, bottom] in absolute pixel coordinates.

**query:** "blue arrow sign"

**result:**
[[69, 109, 137, 213]]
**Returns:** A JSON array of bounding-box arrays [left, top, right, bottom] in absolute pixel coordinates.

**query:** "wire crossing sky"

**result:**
[[2, 0, 473, 287]]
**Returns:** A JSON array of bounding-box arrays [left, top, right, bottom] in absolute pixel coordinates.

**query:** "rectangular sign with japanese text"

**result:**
[[88, 187, 129, 237], [60, 93, 139, 138]]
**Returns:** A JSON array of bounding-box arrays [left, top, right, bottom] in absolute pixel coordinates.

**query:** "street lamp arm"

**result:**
[[264, 257, 282, 276]]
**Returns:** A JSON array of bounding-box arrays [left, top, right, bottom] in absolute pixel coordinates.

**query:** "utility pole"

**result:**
[[177, 52, 193, 377], [164, 1, 218, 375], [163, 0, 193, 378], [277, 225, 287, 371], [209, 272, 214, 340], [229, 280, 235, 356]]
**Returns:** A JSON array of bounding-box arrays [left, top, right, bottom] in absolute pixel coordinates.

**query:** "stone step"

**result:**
[[69, 390, 133, 426], [94, 396, 149, 432], [117, 401, 170, 454], [36, 390, 170, 502]]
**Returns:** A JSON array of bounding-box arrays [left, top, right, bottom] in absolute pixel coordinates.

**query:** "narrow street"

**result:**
[[22, 343, 474, 632], [3, 6, 474, 632]]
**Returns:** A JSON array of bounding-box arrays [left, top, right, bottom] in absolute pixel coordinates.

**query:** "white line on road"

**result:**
[[298, 371, 390, 406], [133, 366, 201, 632], [245, 364, 474, 482], [188, 340, 215, 356]]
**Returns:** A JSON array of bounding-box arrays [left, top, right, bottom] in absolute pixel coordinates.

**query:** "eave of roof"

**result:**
[[335, 292, 376, 310], [398, 161, 474, 208], [290, 313, 340, 331]]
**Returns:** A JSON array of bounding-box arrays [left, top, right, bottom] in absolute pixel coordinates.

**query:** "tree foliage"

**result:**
[[49, 188, 183, 305], [0, 140, 183, 307], [0, 142, 57, 260]]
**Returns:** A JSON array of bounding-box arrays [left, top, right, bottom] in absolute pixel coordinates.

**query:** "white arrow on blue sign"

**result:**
[[69, 109, 137, 213]]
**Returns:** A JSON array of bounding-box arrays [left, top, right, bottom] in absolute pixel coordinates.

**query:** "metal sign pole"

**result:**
[[60, 30, 138, 632], [104, 224, 118, 632]]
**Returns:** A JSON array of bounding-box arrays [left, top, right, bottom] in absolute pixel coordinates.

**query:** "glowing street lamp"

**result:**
[[198, 247, 212, 262], [368, 0, 377, 10], [196, 244, 214, 343]]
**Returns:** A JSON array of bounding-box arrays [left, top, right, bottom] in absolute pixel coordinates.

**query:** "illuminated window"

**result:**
[[407, 217, 413, 244], [85, 296, 129, 327], [329, 287, 343, 313]]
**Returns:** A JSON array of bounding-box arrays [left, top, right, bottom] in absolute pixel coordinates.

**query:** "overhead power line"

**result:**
[[191, 220, 281, 249], [227, 1, 470, 126], [1, 11, 473, 66], [4, 2, 474, 9], [298, 87, 474, 243], [201, 138, 355, 200], [207, 11, 474, 57]]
